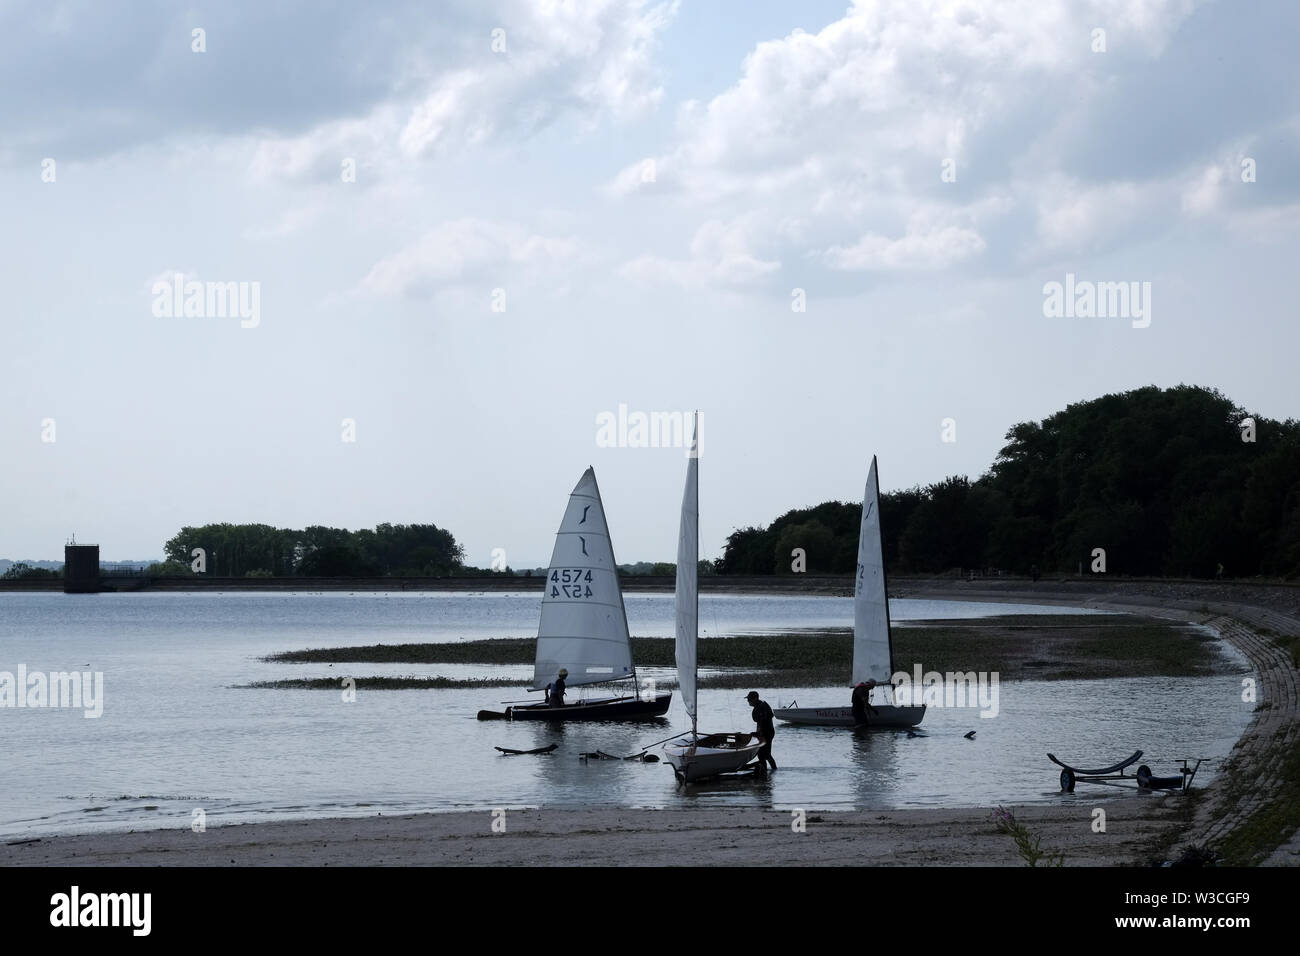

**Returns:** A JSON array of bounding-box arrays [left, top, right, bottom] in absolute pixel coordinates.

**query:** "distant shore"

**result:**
[[0, 573, 856, 593], [3, 572, 1297, 596]]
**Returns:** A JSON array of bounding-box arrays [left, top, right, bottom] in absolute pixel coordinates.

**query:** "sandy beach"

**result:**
[[0, 800, 1173, 867], [4, 579, 1297, 867]]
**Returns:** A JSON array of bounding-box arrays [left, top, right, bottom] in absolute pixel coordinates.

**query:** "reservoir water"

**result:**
[[0, 591, 1254, 837]]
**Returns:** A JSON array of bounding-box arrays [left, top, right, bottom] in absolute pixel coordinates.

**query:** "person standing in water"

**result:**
[[851, 680, 878, 727], [745, 691, 777, 770], [549, 668, 568, 707]]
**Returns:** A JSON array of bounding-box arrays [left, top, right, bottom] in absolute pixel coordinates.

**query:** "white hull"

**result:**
[[663, 733, 763, 782], [773, 704, 926, 728]]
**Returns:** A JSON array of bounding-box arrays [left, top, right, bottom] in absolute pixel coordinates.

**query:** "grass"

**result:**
[[1214, 720, 1300, 865], [991, 806, 1064, 866], [238, 670, 835, 691], [1164, 623, 1300, 865], [1137, 789, 1202, 865], [1199, 625, 1300, 865], [237, 676, 520, 690], [1273, 632, 1300, 669], [254, 614, 1228, 688]]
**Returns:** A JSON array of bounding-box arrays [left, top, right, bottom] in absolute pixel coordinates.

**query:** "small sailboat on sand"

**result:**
[[663, 417, 763, 781], [773, 456, 925, 729], [477, 467, 671, 722]]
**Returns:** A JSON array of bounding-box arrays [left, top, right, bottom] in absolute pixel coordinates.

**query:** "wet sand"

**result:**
[[1, 800, 1172, 867]]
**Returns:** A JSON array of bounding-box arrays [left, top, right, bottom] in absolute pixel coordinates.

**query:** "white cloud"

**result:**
[[611, 0, 1218, 272], [360, 219, 581, 297], [619, 219, 780, 286], [1033, 179, 1159, 253], [1181, 163, 1227, 216], [824, 222, 986, 270], [248, 0, 677, 183]]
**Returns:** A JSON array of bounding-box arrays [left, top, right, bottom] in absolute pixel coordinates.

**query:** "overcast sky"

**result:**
[[2, 0, 1297, 566]]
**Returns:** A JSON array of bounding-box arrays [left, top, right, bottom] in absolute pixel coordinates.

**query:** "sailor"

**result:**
[[550, 668, 568, 707], [851, 680, 878, 727], [745, 691, 777, 770]]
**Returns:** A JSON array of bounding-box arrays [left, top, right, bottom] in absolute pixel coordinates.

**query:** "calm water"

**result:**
[[0, 592, 1254, 838]]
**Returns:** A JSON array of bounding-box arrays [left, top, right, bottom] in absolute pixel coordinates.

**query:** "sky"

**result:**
[[1, 0, 1297, 567]]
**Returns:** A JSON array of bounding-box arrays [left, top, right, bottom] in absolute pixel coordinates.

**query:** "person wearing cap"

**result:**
[[851, 679, 879, 727], [550, 668, 568, 707], [745, 691, 777, 770]]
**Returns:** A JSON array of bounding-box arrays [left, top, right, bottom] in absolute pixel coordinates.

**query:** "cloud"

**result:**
[[606, 0, 1300, 276], [247, 0, 678, 183], [360, 218, 581, 297], [1032, 178, 1160, 253], [824, 220, 986, 270], [619, 219, 780, 286], [0, 0, 677, 172], [1181, 163, 1228, 217]]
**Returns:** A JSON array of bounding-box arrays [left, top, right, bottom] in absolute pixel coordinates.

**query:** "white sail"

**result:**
[[674, 418, 700, 725], [532, 467, 634, 691], [852, 456, 892, 685]]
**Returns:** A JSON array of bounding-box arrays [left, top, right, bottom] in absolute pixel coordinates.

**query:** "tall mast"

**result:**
[[692, 412, 699, 737], [877, 456, 896, 693]]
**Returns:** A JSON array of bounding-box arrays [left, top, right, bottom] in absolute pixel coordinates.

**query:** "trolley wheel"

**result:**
[[1137, 765, 1152, 789], [1060, 768, 1075, 792]]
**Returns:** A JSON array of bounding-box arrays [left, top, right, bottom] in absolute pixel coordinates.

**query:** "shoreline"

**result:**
[[3, 580, 1296, 866], [3, 573, 1297, 596]]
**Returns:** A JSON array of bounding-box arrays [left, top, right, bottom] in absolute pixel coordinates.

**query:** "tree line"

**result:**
[[718, 385, 1300, 578], [157, 522, 467, 577]]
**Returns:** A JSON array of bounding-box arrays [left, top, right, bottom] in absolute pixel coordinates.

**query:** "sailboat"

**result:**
[[773, 456, 926, 728], [663, 417, 763, 781], [477, 467, 672, 722]]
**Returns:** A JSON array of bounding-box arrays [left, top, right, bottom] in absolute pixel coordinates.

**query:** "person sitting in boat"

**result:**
[[851, 680, 879, 727], [745, 691, 777, 771], [549, 669, 568, 707]]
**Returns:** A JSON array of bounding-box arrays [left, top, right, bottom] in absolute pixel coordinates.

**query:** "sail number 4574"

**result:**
[[550, 568, 594, 598]]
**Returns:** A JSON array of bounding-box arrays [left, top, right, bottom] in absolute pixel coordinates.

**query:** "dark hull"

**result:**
[[772, 704, 926, 728], [479, 692, 672, 722]]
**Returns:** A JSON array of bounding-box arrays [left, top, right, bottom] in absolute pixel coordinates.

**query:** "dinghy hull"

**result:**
[[663, 733, 764, 782], [480, 692, 672, 722], [773, 704, 926, 728]]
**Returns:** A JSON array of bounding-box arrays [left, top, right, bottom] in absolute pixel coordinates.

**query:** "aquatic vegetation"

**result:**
[[261, 614, 1225, 684], [238, 676, 520, 690]]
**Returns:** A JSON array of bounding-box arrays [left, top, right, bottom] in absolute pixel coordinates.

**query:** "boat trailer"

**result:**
[[1048, 751, 1205, 793]]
